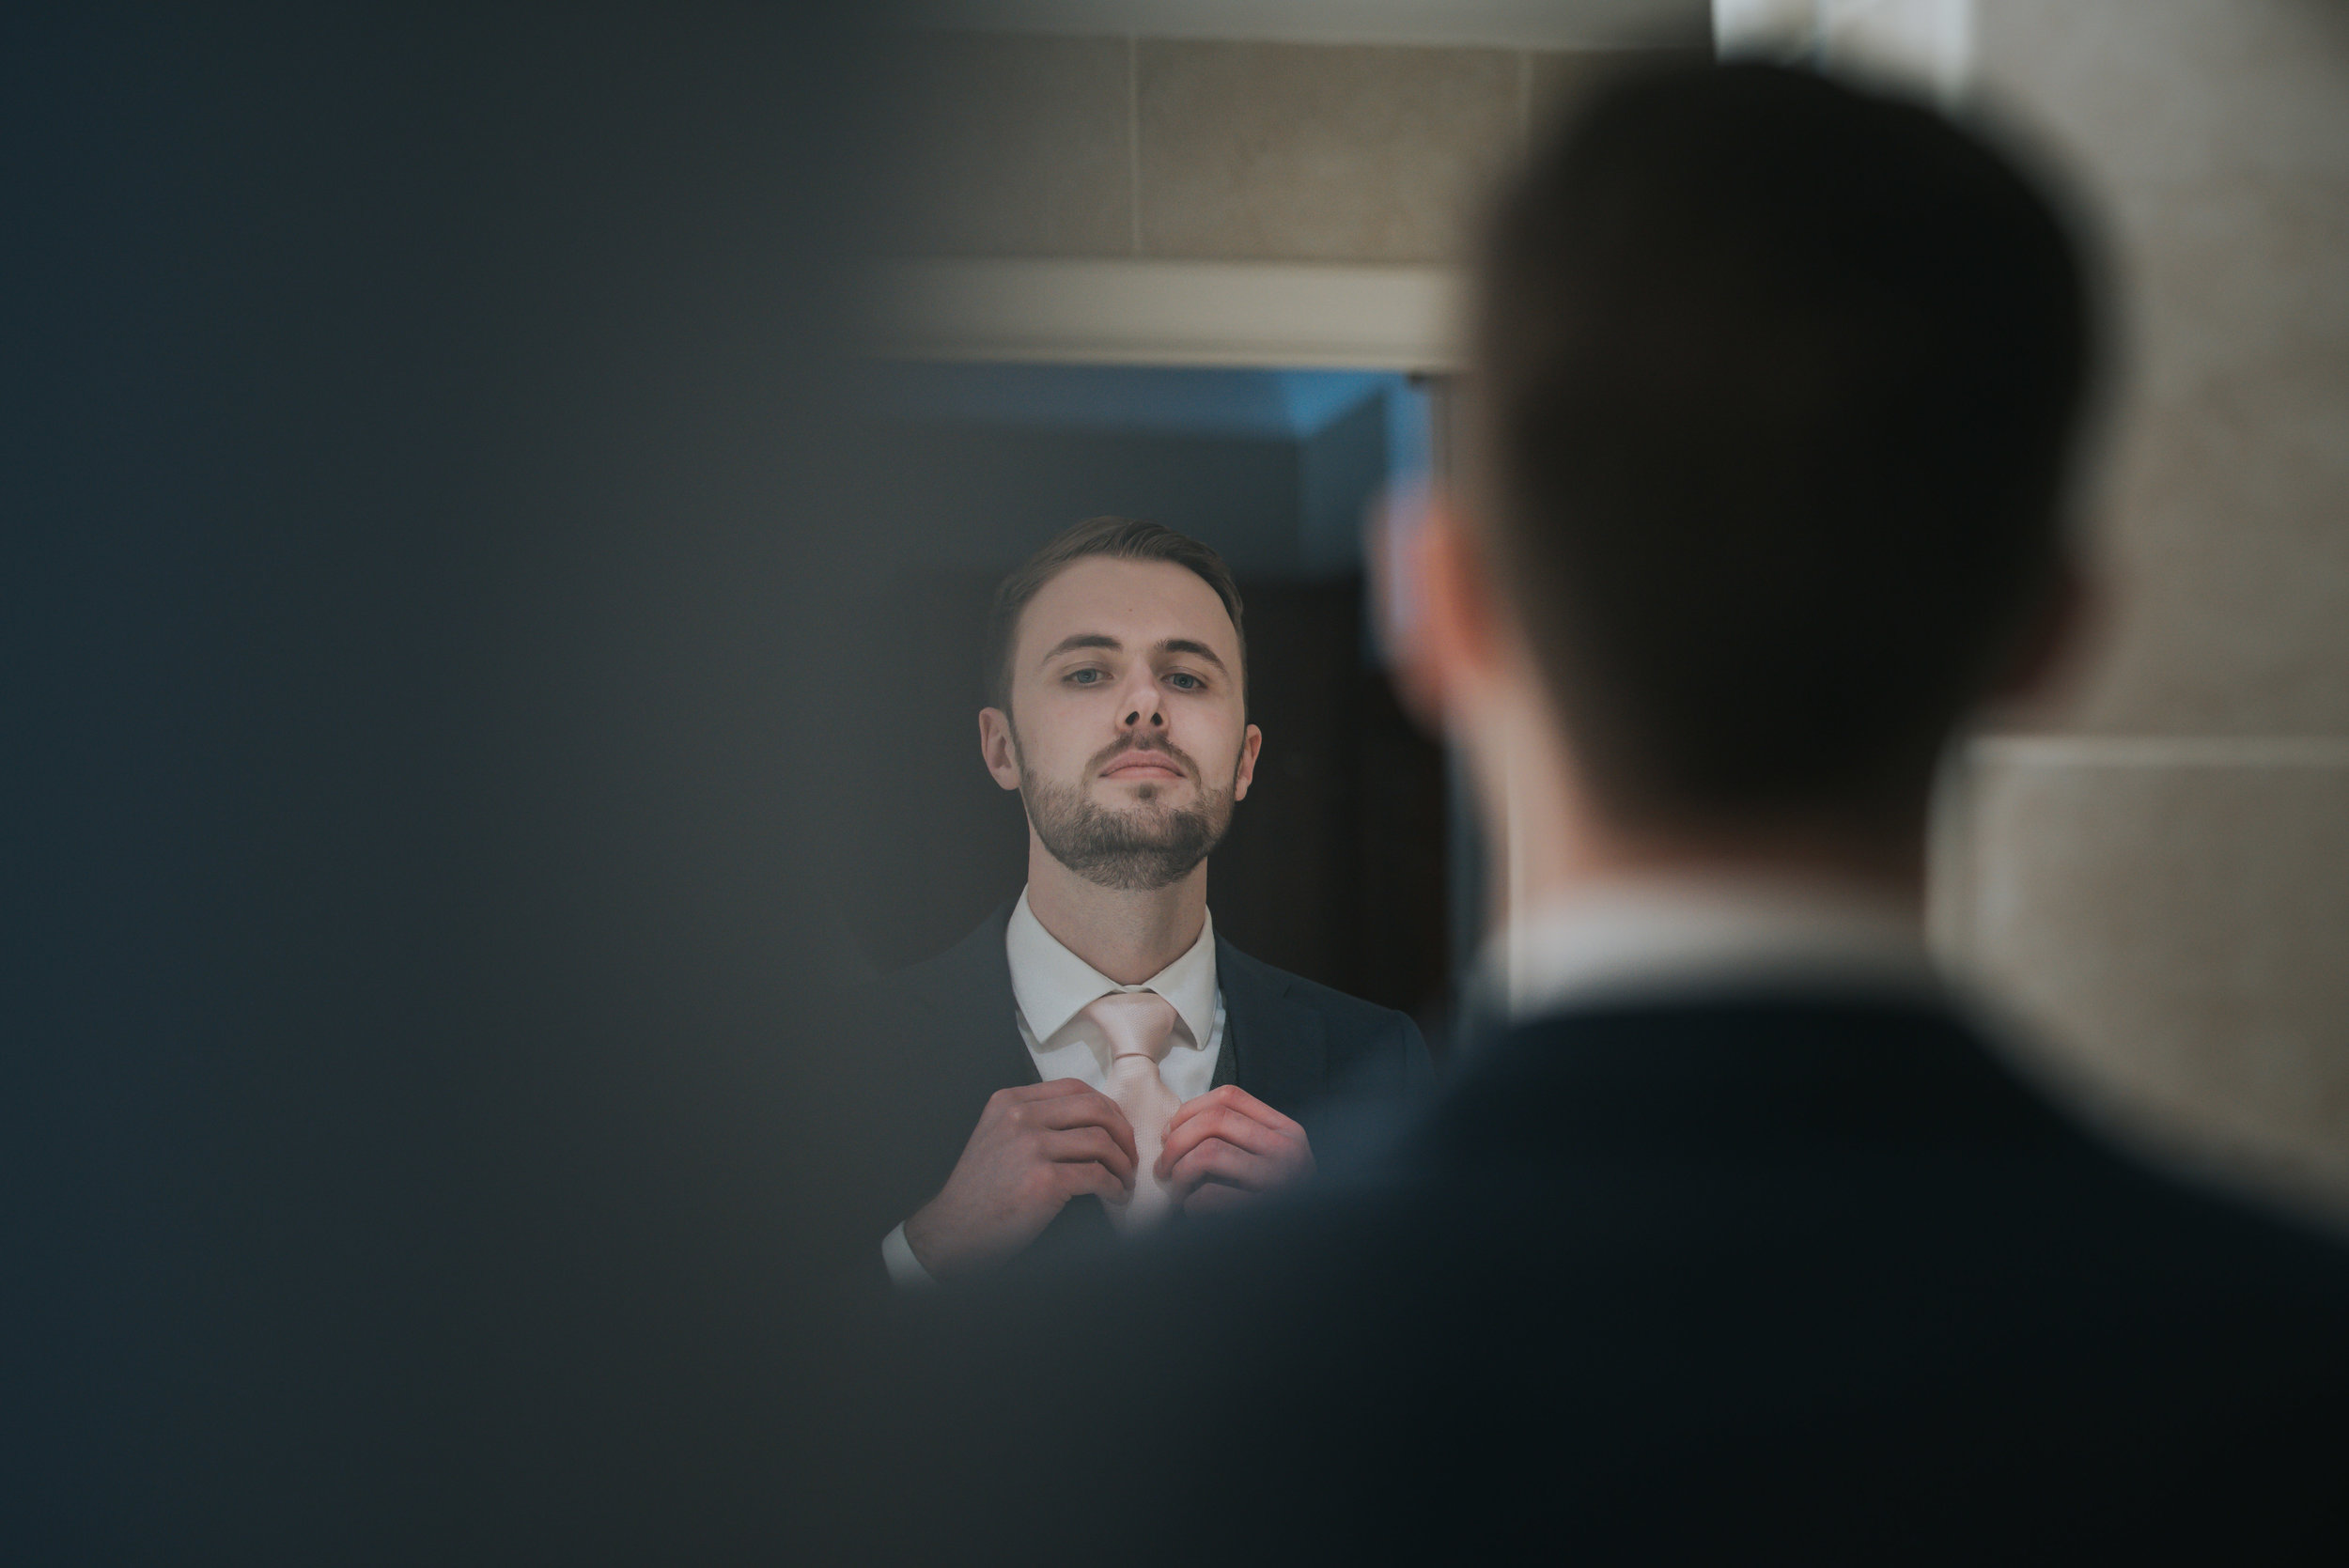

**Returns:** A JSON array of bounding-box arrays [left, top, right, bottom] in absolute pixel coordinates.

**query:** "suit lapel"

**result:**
[[1212, 937, 1326, 1116], [904, 901, 1039, 1094]]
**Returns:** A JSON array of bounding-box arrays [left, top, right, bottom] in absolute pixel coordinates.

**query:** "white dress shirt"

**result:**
[[1499, 874, 1939, 1022], [881, 889, 1225, 1287]]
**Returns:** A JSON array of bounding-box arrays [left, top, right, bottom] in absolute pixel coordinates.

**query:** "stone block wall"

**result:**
[[1940, 0, 2349, 1221], [886, 33, 1656, 264]]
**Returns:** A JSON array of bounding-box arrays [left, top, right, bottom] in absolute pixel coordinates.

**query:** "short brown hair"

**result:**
[[1471, 62, 2095, 827], [985, 517, 1247, 714]]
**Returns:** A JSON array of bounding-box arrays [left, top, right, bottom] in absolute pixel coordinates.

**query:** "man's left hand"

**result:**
[[1156, 1084, 1315, 1216]]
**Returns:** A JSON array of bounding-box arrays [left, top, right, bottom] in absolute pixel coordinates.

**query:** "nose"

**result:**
[[1115, 667, 1165, 733]]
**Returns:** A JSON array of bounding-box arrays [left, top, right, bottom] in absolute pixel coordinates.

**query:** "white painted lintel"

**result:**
[[1968, 736, 2349, 769], [871, 257, 1467, 372]]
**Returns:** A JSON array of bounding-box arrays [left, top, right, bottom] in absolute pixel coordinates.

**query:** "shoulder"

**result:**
[[1219, 942, 1409, 1032], [1217, 939, 1431, 1079], [849, 904, 1015, 1026]]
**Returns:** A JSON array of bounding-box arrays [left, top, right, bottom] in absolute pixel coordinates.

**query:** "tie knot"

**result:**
[[1081, 989, 1180, 1066]]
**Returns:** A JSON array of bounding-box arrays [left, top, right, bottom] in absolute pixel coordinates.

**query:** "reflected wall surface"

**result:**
[[1933, 0, 2349, 1225]]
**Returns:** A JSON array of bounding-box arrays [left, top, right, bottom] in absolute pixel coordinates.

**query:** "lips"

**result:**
[[1099, 750, 1187, 781]]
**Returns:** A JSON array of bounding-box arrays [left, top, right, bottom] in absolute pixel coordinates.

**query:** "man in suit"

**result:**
[[843, 62, 2349, 1560], [852, 516, 1430, 1286]]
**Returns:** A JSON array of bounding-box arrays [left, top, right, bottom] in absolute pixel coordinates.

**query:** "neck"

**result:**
[[1512, 811, 1928, 919], [1022, 838, 1209, 986], [1471, 684, 1928, 929]]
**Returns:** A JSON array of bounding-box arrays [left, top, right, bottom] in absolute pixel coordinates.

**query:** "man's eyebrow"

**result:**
[[1159, 638, 1228, 673], [1039, 632, 1120, 664], [1037, 632, 1230, 674]]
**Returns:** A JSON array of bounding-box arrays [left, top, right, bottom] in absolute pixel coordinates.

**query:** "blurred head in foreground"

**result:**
[[1398, 61, 2098, 893]]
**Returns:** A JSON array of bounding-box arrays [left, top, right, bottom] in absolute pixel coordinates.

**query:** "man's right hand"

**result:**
[[901, 1079, 1138, 1280]]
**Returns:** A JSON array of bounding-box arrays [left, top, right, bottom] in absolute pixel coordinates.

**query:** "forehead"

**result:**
[[1014, 555, 1239, 667]]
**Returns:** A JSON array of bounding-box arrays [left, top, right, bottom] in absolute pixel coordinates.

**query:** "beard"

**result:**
[[1020, 737, 1237, 892]]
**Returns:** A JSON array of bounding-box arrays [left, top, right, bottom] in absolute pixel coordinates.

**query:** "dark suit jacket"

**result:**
[[837, 901, 1432, 1277], [854, 988, 2349, 1562]]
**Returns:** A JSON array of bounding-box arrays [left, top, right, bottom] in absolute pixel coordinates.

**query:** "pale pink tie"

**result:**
[[1082, 990, 1183, 1231]]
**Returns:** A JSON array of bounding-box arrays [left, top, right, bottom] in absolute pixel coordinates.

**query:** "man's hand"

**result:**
[[902, 1079, 1138, 1279], [1156, 1084, 1315, 1216]]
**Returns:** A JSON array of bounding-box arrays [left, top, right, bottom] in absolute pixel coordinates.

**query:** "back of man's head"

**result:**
[[1471, 61, 2097, 831]]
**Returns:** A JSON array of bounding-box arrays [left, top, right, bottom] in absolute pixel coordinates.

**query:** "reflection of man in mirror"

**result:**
[[863, 517, 1430, 1285]]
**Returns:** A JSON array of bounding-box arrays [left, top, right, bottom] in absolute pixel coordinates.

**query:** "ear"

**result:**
[[1390, 491, 1508, 736], [1232, 722, 1263, 801], [977, 706, 1023, 792]]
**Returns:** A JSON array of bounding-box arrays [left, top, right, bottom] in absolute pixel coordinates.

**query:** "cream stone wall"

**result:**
[[890, 33, 1646, 265], [877, 32, 1685, 366]]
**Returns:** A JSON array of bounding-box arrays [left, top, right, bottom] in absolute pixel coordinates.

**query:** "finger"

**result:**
[[1053, 1160, 1127, 1205], [1182, 1180, 1255, 1217], [1157, 1104, 1291, 1178], [1165, 1084, 1302, 1140], [1017, 1077, 1109, 1099], [1043, 1126, 1135, 1188], [1029, 1092, 1139, 1166], [1167, 1137, 1274, 1195], [1162, 1083, 1238, 1134], [987, 1078, 1108, 1122]]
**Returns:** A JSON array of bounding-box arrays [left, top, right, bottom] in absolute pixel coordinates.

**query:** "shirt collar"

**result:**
[[1497, 874, 1936, 1022], [1005, 887, 1220, 1050]]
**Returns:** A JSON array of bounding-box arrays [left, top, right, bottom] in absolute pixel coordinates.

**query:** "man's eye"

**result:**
[[1167, 672, 1204, 691], [1067, 668, 1106, 685]]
